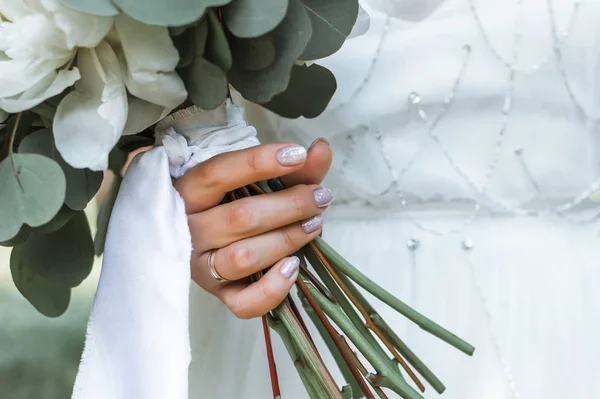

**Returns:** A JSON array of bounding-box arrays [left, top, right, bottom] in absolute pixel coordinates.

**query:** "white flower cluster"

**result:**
[[0, 0, 187, 170]]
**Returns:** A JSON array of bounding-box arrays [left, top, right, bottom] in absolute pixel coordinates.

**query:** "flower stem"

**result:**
[[262, 315, 281, 399], [339, 272, 446, 394], [313, 237, 475, 356], [296, 277, 374, 399], [305, 243, 425, 391]]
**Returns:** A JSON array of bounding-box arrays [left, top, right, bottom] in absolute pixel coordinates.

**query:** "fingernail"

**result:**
[[302, 214, 323, 233], [277, 145, 307, 166], [308, 137, 330, 151], [314, 187, 333, 207], [280, 256, 300, 279]]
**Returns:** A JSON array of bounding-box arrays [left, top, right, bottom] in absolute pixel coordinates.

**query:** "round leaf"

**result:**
[[0, 154, 66, 242], [228, 0, 312, 103], [0, 226, 30, 248], [37, 205, 76, 235], [263, 64, 336, 118], [299, 0, 359, 60], [15, 211, 95, 288], [174, 28, 197, 69], [183, 57, 229, 110], [230, 35, 276, 71], [19, 129, 103, 211], [11, 249, 71, 318], [205, 10, 233, 71], [113, 0, 231, 26], [223, 0, 289, 38], [58, 0, 119, 16]]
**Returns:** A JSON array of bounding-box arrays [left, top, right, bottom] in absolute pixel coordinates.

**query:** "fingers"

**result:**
[[281, 138, 332, 187], [175, 143, 308, 214], [217, 256, 301, 319], [196, 219, 323, 282], [188, 184, 332, 252]]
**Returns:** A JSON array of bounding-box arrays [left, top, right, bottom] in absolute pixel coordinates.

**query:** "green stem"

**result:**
[[339, 273, 445, 394], [299, 291, 366, 399], [305, 284, 424, 399], [314, 237, 475, 356], [272, 301, 342, 399]]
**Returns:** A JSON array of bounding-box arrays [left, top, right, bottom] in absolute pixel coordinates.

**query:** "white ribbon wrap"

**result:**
[[72, 101, 260, 399]]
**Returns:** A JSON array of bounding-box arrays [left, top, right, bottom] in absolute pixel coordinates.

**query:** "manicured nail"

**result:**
[[302, 214, 323, 233], [277, 145, 307, 166], [314, 187, 333, 207], [308, 137, 330, 151], [280, 256, 300, 279]]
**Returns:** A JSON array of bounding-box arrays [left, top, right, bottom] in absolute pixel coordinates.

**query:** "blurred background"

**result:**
[[0, 205, 102, 399]]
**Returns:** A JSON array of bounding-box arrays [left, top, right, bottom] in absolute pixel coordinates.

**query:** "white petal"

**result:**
[[114, 14, 187, 109], [0, 67, 80, 112], [54, 42, 127, 171], [42, 0, 114, 49], [0, 56, 63, 97], [348, 5, 370, 39], [0, 2, 32, 21], [123, 96, 170, 136]]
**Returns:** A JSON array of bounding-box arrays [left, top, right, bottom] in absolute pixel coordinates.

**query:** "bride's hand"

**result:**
[[175, 139, 332, 319]]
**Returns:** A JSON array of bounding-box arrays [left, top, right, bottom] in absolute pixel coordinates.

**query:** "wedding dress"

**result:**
[[188, 0, 600, 398]]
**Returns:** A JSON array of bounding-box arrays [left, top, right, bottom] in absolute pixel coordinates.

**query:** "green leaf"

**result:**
[[57, 0, 119, 16], [117, 135, 155, 153], [0, 226, 30, 248], [95, 174, 122, 256], [195, 17, 210, 56], [183, 57, 229, 109], [299, 0, 359, 60], [228, 0, 312, 103], [263, 64, 337, 118], [11, 249, 71, 318], [19, 129, 103, 211], [230, 35, 276, 71], [223, 0, 289, 38], [112, 0, 230, 26], [15, 211, 94, 288], [0, 154, 66, 242], [36, 205, 76, 235], [205, 10, 233, 71], [174, 27, 197, 69]]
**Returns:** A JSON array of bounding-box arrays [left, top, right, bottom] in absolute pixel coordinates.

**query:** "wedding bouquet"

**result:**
[[0, 1, 473, 398]]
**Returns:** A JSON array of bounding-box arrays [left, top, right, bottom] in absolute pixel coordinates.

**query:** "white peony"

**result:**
[[0, 1, 187, 170]]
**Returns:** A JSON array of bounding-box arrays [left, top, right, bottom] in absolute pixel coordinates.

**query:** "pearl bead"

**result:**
[[462, 239, 474, 250], [408, 92, 421, 105], [406, 238, 420, 251]]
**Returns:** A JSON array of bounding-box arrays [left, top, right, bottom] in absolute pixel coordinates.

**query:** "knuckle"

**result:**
[[244, 150, 261, 173], [290, 185, 310, 216], [229, 243, 257, 274], [195, 160, 218, 189], [260, 279, 283, 304], [228, 201, 257, 231]]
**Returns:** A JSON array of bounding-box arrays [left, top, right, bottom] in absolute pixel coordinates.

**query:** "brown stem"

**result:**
[[308, 242, 425, 393], [288, 295, 318, 352], [296, 278, 375, 399], [339, 336, 388, 399], [262, 315, 281, 399]]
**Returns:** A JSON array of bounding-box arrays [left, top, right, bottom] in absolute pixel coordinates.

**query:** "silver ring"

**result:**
[[208, 249, 229, 282]]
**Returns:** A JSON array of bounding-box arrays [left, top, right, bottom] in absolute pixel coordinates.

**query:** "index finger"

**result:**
[[175, 143, 307, 213]]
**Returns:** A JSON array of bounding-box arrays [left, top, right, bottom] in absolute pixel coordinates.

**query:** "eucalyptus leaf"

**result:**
[[95, 174, 122, 256], [195, 17, 210, 56], [183, 57, 229, 110], [299, 0, 359, 60], [174, 27, 197, 69], [0, 154, 66, 242], [36, 205, 76, 235], [117, 135, 155, 153], [108, 146, 128, 174], [228, 0, 312, 103], [205, 10, 233, 71], [15, 211, 94, 288], [0, 226, 30, 248], [57, 0, 119, 16], [223, 0, 289, 38], [112, 0, 230, 26], [19, 130, 103, 211], [263, 64, 336, 118], [11, 249, 71, 318], [230, 35, 276, 71]]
